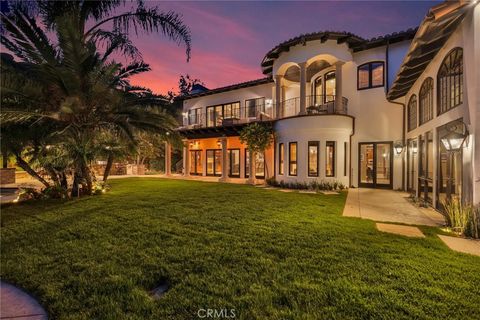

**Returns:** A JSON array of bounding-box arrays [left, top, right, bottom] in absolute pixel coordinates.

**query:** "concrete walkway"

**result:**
[[343, 188, 444, 226], [0, 281, 47, 319]]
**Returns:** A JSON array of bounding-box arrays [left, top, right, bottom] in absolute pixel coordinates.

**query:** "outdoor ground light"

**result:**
[[441, 123, 469, 152], [394, 141, 405, 155]]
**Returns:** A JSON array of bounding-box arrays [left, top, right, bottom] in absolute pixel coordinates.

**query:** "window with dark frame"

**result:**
[[407, 95, 417, 131], [206, 149, 221, 176], [278, 143, 284, 175], [437, 47, 463, 115], [357, 61, 384, 90], [308, 141, 319, 177], [419, 77, 433, 125], [289, 142, 297, 176], [245, 97, 265, 118], [326, 141, 335, 177], [344, 142, 347, 176], [324, 71, 336, 103], [244, 149, 250, 178], [228, 149, 240, 177], [206, 102, 240, 127], [189, 150, 202, 175], [188, 108, 202, 125]]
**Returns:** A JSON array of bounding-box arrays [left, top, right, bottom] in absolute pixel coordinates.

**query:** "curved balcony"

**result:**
[[279, 95, 348, 118]]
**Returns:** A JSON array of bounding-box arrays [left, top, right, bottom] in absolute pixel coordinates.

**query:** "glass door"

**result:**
[[359, 142, 393, 188], [189, 150, 202, 175], [206, 149, 222, 176]]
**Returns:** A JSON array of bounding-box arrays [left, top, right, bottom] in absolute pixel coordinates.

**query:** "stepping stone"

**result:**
[[320, 191, 339, 195], [278, 189, 294, 192], [376, 223, 425, 238], [299, 190, 316, 194], [438, 235, 480, 256], [0, 281, 47, 320]]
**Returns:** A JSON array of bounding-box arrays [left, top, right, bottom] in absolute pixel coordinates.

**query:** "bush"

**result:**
[[442, 198, 480, 239], [42, 185, 68, 199], [266, 179, 346, 192]]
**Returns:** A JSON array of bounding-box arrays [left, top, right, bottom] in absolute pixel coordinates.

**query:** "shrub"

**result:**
[[442, 198, 480, 239], [266, 179, 347, 192], [42, 185, 68, 199]]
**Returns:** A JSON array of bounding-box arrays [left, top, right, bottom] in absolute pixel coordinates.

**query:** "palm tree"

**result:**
[[1, 1, 191, 196]]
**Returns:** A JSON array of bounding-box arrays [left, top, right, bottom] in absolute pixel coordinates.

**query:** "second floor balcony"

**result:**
[[181, 94, 348, 130]]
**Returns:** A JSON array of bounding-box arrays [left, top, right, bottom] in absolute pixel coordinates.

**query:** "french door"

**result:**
[[358, 142, 393, 189], [206, 149, 222, 176]]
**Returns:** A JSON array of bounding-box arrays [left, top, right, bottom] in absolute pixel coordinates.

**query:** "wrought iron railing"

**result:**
[[182, 95, 348, 129]]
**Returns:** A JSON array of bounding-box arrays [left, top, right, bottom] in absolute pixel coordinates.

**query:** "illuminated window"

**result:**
[[326, 141, 335, 177], [289, 142, 297, 176], [189, 150, 202, 175], [324, 71, 336, 102], [228, 149, 240, 177], [245, 97, 265, 118], [308, 141, 319, 177], [278, 143, 284, 175], [438, 47, 463, 115], [408, 95, 417, 131], [357, 62, 384, 89]]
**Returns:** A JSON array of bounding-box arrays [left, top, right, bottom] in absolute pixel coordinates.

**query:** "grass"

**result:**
[[1, 178, 479, 320]]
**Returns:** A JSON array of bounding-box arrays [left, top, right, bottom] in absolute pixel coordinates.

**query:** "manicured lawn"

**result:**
[[1, 178, 479, 319]]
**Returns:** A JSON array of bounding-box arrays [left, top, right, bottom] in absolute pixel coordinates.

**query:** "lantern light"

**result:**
[[394, 141, 404, 155], [440, 122, 469, 152]]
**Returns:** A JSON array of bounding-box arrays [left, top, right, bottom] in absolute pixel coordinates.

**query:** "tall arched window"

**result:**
[[419, 77, 433, 125], [408, 95, 417, 132], [437, 47, 463, 115]]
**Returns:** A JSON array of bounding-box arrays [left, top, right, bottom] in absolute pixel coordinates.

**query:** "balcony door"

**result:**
[[359, 142, 393, 189]]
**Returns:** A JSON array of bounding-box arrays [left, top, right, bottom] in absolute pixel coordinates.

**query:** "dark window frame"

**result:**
[[228, 148, 240, 178], [206, 149, 222, 177], [326, 141, 336, 177], [188, 108, 202, 125], [307, 141, 319, 177], [419, 77, 434, 125], [407, 94, 418, 132], [244, 149, 250, 178], [278, 143, 284, 175], [437, 47, 463, 115], [245, 97, 265, 118], [205, 101, 241, 127], [289, 142, 297, 176], [189, 150, 202, 175], [357, 61, 385, 90]]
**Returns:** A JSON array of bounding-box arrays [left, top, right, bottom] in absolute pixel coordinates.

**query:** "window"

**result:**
[[324, 71, 336, 102], [344, 142, 347, 176], [188, 108, 202, 125], [308, 141, 319, 177], [407, 95, 417, 132], [206, 149, 221, 176], [289, 142, 297, 176], [245, 97, 265, 118], [313, 76, 323, 104], [255, 152, 265, 178], [438, 47, 463, 115], [228, 149, 240, 177], [245, 149, 250, 178], [278, 143, 284, 175], [189, 150, 202, 175], [326, 141, 335, 177], [206, 102, 240, 127], [419, 78, 433, 125], [357, 61, 384, 90]]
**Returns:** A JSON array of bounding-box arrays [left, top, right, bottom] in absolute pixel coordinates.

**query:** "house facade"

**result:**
[[171, 1, 480, 209]]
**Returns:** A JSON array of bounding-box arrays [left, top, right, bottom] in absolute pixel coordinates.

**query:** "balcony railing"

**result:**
[[182, 95, 348, 129]]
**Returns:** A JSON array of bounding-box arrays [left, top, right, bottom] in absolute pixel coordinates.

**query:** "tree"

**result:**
[[0, 1, 190, 196], [239, 123, 274, 184]]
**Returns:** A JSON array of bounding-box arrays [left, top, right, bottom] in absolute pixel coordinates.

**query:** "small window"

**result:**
[[357, 62, 384, 90], [289, 142, 297, 176], [278, 143, 284, 175], [326, 141, 335, 177], [308, 141, 319, 177], [407, 95, 417, 131]]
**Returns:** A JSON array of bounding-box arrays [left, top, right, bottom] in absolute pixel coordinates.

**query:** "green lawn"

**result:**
[[1, 179, 479, 319]]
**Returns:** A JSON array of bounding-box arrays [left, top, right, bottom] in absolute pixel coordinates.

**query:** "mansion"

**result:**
[[169, 1, 480, 210]]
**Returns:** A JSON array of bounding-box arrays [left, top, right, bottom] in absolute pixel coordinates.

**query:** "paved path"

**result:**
[[343, 188, 444, 226], [0, 281, 47, 319]]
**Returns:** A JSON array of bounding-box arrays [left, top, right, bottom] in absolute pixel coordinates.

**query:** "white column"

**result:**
[[275, 75, 283, 119], [165, 141, 172, 176], [299, 62, 307, 115], [182, 139, 189, 176], [219, 137, 228, 182], [335, 61, 344, 113]]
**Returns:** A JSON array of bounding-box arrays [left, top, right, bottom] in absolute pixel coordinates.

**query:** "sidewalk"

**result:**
[[0, 281, 47, 319]]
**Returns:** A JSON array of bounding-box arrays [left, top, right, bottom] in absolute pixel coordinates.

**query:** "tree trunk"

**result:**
[[103, 153, 114, 182], [59, 171, 68, 190], [15, 155, 50, 188], [71, 169, 82, 197]]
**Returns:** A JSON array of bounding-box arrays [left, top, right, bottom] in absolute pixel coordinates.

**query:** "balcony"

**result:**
[[179, 95, 348, 133]]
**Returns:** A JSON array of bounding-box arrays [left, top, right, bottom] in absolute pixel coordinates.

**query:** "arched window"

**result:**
[[419, 77, 433, 125], [437, 47, 463, 114], [408, 95, 417, 132]]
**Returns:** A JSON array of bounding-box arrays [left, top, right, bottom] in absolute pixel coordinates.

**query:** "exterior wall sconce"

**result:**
[[440, 122, 469, 152], [216, 140, 221, 147], [394, 141, 405, 155]]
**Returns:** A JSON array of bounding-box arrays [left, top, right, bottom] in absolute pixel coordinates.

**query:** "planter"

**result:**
[[0, 168, 16, 184]]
